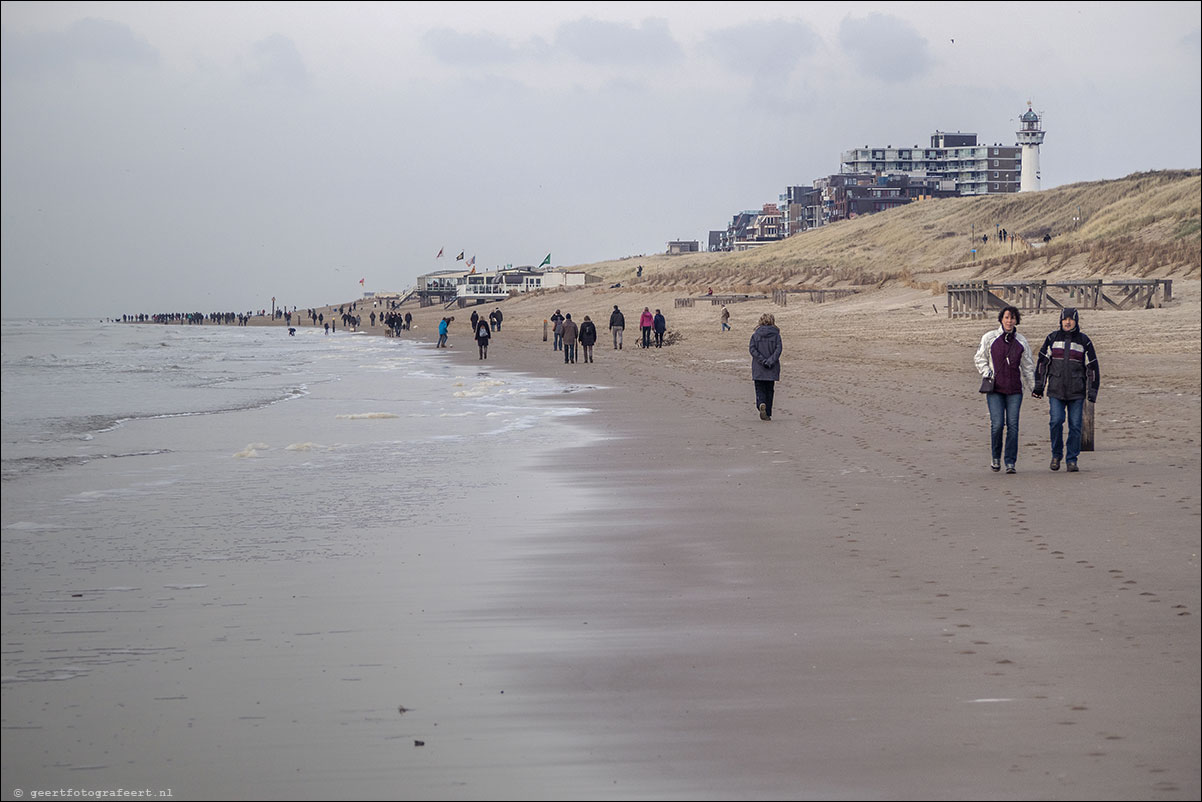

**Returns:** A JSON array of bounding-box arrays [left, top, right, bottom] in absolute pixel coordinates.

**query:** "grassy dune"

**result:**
[[573, 170, 1201, 293]]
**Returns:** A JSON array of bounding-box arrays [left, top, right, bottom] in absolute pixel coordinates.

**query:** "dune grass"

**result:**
[[574, 170, 1201, 292]]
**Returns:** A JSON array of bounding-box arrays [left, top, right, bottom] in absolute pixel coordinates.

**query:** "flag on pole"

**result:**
[[456, 251, 465, 261], [539, 253, 551, 268], [436, 247, 444, 259], [467, 255, 475, 268]]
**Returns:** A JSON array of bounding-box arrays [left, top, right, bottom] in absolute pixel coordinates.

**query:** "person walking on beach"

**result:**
[[974, 306, 1035, 473], [653, 309, 667, 347], [437, 316, 452, 348], [721, 306, 731, 332], [609, 305, 625, 349], [561, 313, 579, 364], [579, 315, 598, 363], [1033, 308, 1100, 472], [640, 307, 654, 349], [404, 311, 412, 330], [475, 316, 491, 360], [749, 313, 782, 421], [492, 308, 503, 332], [551, 309, 565, 351], [470, 310, 480, 336]]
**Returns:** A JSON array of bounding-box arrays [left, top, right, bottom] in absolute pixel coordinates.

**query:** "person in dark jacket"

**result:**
[[609, 305, 625, 349], [551, 309, 565, 351], [578, 315, 598, 363], [652, 310, 667, 347], [561, 313, 579, 364], [1033, 307, 1100, 472], [474, 316, 491, 360], [749, 313, 783, 421]]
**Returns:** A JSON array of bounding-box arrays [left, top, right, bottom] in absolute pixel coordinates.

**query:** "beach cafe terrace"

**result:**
[[416, 267, 592, 307]]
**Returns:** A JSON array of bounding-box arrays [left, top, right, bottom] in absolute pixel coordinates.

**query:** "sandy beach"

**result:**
[[289, 280, 1201, 798], [4, 281, 1198, 800]]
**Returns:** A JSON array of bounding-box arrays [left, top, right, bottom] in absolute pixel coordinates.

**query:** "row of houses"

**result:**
[[710, 123, 1031, 252], [414, 265, 596, 307]]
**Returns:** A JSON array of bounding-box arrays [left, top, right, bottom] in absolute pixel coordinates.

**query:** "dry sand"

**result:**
[[281, 281, 1199, 798]]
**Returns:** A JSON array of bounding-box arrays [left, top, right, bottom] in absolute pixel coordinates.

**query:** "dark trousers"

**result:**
[[754, 380, 775, 417]]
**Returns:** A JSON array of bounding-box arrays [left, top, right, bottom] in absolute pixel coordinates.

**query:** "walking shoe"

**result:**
[[991, 459, 1001, 472], [1066, 461, 1079, 472], [1005, 464, 1016, 474], [758, 403, 769, 421], [1050, 458, 1061, 471]]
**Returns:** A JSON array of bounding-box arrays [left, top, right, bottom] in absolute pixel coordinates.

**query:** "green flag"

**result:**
[[539, 253, 551, 268]]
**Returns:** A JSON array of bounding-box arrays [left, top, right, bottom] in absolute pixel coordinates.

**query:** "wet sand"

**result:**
[[348, 282, 1200, 798], [6, 285, 1197, 800]]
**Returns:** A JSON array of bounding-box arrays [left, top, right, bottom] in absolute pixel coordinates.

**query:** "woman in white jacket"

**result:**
[[974, 306, 1035, 473]]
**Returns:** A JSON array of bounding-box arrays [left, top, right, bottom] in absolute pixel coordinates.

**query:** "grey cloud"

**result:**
[[1, 17, 159, 79], [424, 27, 549, 65], [243, 34, 310, 89], [703, 19, 821, 77], [554, 17, 682, 65], [1183, 28, 1201, 57], [838, 13, 933, 83]]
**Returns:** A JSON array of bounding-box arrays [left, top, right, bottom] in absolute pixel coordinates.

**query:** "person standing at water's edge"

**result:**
[[749, 313, 782, 421], [475, 316, 491, 360], [437, 316, 452, 348], [974, 306, 1035, 474], [1033, 307, 1100, 472]]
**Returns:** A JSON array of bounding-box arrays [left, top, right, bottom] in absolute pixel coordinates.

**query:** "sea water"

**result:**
[[1, 319, 619, 798]]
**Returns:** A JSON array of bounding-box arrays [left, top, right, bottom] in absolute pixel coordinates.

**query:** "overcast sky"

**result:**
[[2, 1, 1199, 317]]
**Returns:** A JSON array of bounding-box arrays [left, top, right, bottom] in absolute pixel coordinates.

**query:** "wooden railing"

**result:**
[[947, 279, 1172, 318]]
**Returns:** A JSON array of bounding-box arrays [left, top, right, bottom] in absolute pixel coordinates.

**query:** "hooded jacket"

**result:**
[[749, 325, 782, 381], [1034, 308, 1100, 402]]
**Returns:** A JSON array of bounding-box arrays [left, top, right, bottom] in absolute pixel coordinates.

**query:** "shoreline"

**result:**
[[346, 286, 1200, 797], [35, 283, 1201, 797]]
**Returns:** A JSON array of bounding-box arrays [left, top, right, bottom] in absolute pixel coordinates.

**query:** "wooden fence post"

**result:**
[[1081, 400, 1095, 451]]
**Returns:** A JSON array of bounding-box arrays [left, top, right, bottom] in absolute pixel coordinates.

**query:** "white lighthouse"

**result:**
[[1017, 102, 1045, 192]]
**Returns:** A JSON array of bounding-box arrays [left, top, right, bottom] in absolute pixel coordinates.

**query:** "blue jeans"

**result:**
[[553, 333, 563, 350], [1049, 397, 1085, 462], [986, 391, 1023, 466], [563, 344, 576, 363]]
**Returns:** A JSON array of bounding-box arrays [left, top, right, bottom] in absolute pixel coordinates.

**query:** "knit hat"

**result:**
[[1061, 307, 1079, 324]]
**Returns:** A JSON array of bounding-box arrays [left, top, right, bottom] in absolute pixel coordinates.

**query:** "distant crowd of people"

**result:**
[[125, 284, 1105, 470]]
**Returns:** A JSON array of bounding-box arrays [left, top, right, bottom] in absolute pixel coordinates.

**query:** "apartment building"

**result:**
[[841, 132, 1021, 195]]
